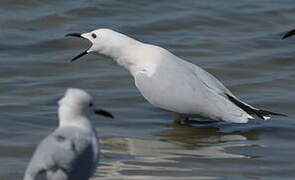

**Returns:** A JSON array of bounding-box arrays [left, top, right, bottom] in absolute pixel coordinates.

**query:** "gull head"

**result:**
[[66, 28, 137, 62], [58, 88, 113, 123]]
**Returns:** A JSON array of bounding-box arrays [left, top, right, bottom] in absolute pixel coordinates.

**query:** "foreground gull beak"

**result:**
[[66, 33, 89, 62], [282, 29, 295, 39], [94, 109, 114, 118]]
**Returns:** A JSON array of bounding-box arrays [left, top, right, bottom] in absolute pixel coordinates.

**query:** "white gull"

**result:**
[[67, 29, 286, 123], [23, 88, 113, 180]]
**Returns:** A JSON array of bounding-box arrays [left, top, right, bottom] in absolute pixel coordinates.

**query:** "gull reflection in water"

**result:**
[[93, 124, 260, 180]]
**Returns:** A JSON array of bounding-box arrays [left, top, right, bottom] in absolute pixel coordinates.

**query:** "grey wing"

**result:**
[[135, 61, 251, 123], [23, 128, 94, 180], [184, 60, 259, 114], [182, 60, 234, 97]]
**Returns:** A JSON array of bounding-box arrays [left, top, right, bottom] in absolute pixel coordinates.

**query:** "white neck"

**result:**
[[98, 34, 157, 76], [58, 106, 94, 131]]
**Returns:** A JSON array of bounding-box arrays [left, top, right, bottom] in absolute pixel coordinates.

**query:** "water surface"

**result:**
[[0, 0, 295, 179]]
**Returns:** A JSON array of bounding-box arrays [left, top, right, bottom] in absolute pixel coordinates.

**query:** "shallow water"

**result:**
[[0, 0, 295, 179]]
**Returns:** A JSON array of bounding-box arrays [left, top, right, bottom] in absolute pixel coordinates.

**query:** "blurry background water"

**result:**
[[0, 0, 295, 179]]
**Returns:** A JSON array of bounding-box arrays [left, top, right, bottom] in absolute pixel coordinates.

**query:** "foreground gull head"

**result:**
[[67, 28, 287, 123], [23, 88, 113, 180]]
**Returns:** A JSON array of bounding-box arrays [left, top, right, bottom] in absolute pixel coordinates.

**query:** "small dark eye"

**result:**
[[89, 103, 93, 107], [91, 33, 97, 39]]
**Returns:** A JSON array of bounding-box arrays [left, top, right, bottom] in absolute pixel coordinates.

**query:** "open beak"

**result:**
[[66, 33, 83, 38], [282, 29, 295, 40], [66, 33, 89, 62], [94, 109, 114, 119]]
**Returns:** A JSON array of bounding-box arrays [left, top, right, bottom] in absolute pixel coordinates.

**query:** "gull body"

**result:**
[[23, 88, 113, 180], [67, 29, 286, 123]]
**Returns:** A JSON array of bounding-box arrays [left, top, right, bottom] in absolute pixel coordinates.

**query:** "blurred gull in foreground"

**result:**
[[23, 88, 113, 180], [67, 28, 287, 123]]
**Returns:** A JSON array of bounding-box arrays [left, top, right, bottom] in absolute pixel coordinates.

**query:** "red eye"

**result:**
[[91, 33, 97, 39]]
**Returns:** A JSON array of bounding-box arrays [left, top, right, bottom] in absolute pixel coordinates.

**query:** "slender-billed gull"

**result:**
[[66, 29, 286, 123], [23, 88, 113, 180]]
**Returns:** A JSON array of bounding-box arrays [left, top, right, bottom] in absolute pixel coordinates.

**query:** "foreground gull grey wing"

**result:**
[[23, 127, 97, 180]]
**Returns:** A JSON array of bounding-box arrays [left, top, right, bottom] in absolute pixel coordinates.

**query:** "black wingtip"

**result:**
[[225, 94, 288, 120], [282, 29, 295, 40], [259, 110, 288, 118]]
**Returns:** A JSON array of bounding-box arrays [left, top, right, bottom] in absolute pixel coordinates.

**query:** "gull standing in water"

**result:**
[[23, 88, 113, 180], [66, 29, 286, 123]]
